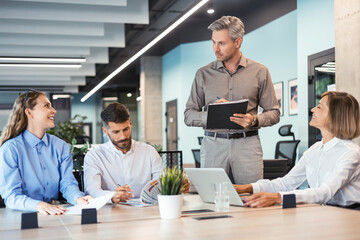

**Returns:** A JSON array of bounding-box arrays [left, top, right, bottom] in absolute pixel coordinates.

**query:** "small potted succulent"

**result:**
[[158, 166, 185, 219]]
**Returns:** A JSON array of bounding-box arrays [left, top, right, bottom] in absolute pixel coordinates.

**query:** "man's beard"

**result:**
[[109, 135, 131, 150], [216, 49, 237, 63]]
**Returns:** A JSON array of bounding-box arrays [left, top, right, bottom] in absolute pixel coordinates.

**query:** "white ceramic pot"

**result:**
[[158, 194, 183, 219]]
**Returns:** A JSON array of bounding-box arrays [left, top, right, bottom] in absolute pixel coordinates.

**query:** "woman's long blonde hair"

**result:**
[[0, 91, 45, 146]]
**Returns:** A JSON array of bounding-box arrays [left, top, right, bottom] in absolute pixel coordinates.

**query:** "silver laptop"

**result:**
[[185, 168, 244, 206]]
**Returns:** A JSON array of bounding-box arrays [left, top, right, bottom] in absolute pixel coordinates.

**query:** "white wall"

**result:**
[[71, 92, 100, 144], [297, 0, 335, 154]]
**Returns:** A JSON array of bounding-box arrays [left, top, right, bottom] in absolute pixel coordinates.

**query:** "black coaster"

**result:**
[[81, 208, 97, 224], [21, 212, 39, 229], [182, 209, 214, 214], [283, 194, 296, 209]]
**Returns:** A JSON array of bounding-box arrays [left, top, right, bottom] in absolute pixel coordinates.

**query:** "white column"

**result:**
[[335, 0, 360, 145], [139, 56, 163, 145]]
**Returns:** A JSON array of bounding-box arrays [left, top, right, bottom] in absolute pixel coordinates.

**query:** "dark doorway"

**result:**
[[308, 48, 335, 147], [165, 99, 178, 151], [50, 94, 71, 126]]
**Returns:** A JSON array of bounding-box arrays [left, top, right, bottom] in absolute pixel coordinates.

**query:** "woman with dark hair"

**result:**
[[234, 91, 360, 207], [0, 90, 92, 215]]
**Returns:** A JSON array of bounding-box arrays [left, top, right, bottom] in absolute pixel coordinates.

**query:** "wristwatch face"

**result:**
[[251, 116, 256, 126]]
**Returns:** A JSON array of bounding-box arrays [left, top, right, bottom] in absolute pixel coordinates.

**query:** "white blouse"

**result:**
[[252, 137, 360, 206]]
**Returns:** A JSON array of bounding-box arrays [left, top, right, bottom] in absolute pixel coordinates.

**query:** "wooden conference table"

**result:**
[[1, 194, 360, 240]]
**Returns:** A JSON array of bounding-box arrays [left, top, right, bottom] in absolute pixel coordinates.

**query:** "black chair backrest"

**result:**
[[73, 171, 84, 192], [278, 124, 295, 140], [263, 159, 288, 180], [0, 195, 5, 208], [75, 135, 91, 144], [158, 151, 183, 170], [191, 149, 201, 168], [275, 140, 301, 172]]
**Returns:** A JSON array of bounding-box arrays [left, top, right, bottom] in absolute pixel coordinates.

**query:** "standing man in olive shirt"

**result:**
[[184, 16, 280, 184]]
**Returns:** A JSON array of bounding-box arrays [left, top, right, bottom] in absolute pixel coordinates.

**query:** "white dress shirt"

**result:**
[[252, 137, 360, 206], [84, 139, 164, 198]]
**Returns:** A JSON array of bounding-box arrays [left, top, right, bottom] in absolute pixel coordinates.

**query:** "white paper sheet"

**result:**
[[65, 192, 115, 215]]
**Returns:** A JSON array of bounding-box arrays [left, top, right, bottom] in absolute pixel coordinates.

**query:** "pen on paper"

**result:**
[[117, 184, 125, 191], [116, 184, 133, 194]]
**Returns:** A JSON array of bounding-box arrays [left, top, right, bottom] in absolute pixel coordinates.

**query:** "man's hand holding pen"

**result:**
[[214, 96, 228, 103], [111, 184, 135, 203]]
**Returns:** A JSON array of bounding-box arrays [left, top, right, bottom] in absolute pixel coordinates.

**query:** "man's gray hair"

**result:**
[[208, 16, 245, 41]]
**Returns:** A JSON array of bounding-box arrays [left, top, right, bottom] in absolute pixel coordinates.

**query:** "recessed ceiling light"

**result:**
[[207, 3, 214, 14], [53, 94, 71, 100], [127, 93, 132, 97], [102, 97, 118, 101]]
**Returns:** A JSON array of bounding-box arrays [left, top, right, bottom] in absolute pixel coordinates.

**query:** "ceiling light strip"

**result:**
[[0, 57, 86, 63], [0, 63, 82, 68], [81, 0, 209, 102]]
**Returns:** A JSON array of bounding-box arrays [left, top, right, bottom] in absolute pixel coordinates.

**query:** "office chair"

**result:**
[[158, 151, 183, 170], [73, 170, 84, 192], [191, 149, 201, 168], [263, 158, 288, 180], [0, 195, 5, 208], [275, 124, 301, 172], [75, 135, 91, 144], [197, 137, 203, 145]]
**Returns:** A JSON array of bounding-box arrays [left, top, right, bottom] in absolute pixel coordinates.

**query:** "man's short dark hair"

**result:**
[[101, 102, 130, 128]]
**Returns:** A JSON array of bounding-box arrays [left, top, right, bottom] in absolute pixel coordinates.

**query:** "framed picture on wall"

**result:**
[[288, 79, 298, 115], [273, 82, 283, 116]]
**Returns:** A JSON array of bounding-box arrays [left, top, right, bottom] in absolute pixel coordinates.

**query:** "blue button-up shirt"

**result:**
[[0, 130, 84, 211]]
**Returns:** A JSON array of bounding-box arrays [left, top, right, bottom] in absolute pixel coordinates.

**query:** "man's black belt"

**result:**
[[204, 130, 258, 139]]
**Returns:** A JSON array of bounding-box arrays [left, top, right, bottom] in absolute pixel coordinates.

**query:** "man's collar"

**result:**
[[23, 130, 48, 148], [214, 54, 247, 70]]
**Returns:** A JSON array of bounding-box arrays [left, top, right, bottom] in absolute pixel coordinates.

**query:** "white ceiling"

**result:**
[[0, 0, 296, 94], [0, 0, 149, 93]]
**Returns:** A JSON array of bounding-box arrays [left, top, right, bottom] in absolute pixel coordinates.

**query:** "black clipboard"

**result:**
[[206, 99, 248, 130]]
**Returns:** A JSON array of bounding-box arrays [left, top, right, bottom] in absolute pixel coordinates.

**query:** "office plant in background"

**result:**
[[46, 114, 89, 171], [158, 166, 185, 219]]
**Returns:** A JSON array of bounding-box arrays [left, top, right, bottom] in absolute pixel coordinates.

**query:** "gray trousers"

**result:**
[[200, 134, 263, 184]]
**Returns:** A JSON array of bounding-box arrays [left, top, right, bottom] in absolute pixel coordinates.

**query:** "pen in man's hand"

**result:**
[[116, 184, 132, 192]]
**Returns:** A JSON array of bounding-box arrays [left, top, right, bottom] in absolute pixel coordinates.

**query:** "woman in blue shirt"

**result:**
[[0, 90, 92, 215]]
